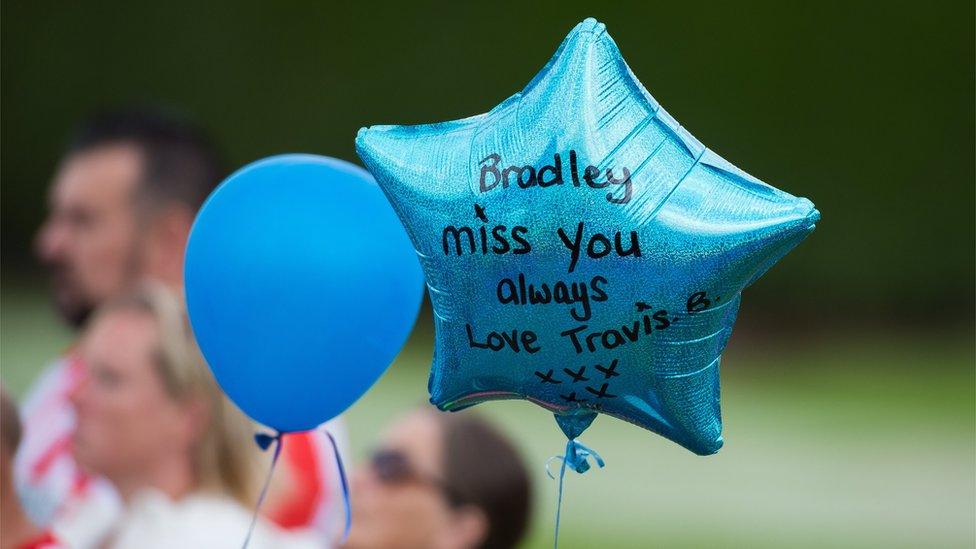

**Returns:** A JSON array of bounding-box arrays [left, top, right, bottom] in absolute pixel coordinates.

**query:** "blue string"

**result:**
[[241, 429, 351, 547], [323, 430, 352, 542], [242, 430, 283, 549], [545, 439, 604, 549]]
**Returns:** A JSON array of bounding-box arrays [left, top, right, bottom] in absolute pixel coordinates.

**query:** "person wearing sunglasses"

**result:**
[[343, 408, 531, 549]]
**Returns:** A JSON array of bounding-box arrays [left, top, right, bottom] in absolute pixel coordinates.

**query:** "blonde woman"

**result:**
[[68, 284, 320, 548]]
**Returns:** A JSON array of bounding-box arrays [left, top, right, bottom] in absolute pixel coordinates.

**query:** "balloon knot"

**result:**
[[546, 439, 605, 479], [564, 439, 604, 474], [254, 431, 280, 451]]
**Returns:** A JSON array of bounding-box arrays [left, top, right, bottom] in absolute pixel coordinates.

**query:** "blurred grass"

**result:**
[[2, 283, 973, 548]]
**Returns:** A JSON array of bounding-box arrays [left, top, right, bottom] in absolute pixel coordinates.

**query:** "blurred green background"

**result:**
[[2, 1, 973, 547]]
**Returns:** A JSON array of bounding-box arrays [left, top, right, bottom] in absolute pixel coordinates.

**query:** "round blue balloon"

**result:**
[[185, 154, 423, 432]]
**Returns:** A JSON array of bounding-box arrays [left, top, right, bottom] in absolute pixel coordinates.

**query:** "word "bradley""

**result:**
[[478, 151, 633, 204]]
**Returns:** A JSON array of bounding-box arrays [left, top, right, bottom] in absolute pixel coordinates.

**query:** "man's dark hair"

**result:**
[[67, 107, 225, 212], [438, 411, 532, 549]]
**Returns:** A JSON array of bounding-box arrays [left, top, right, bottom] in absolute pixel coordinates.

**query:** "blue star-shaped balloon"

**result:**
[[356, 18, 818, 455]]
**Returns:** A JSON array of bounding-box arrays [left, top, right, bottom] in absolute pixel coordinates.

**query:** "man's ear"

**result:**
[[444, 505, 488, 549], [143, 204, 195, 285]]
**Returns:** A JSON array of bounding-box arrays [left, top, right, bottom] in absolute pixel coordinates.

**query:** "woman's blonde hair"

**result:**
[[97, 283, 261, 506]]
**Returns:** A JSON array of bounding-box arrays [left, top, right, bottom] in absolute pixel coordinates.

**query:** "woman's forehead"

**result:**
[[82, 309, 157, 361], [382, 410, 444, 466]]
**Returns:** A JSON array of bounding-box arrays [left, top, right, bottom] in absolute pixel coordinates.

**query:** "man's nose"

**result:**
[[35, 220, 67, 263]]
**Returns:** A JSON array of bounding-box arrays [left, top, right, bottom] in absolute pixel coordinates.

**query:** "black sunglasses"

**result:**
[[370, 448, 469, 506]]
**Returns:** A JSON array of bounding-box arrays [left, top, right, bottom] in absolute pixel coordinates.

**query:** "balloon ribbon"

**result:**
[[242, 430, 283, 549], [323, 430, 352, 542], [241, 430, 352, 548], [545, 439, 604, 549]]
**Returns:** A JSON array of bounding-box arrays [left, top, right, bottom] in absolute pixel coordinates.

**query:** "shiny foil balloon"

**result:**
[[356, 18, 818, 455]]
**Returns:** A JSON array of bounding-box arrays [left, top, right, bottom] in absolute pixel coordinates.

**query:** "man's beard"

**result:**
[[46, 265, 97, 330], [45, 231, 147, 330], [56, 296, 95, 330]]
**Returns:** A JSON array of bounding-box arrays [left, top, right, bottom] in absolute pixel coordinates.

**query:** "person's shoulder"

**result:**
[[109, 491, 244, 548], [178, 492, 256, 526], [184, 495, 325, 549], [113, 491, 323, 549], [128, 490, 252, 530]]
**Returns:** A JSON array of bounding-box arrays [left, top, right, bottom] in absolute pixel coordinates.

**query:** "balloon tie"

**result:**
[[545, 439, 604, 548], [322, 430, 352, 542], [242, 430, 283, 549]]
